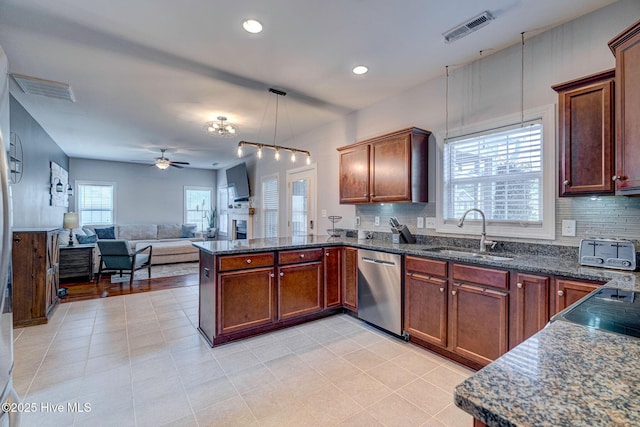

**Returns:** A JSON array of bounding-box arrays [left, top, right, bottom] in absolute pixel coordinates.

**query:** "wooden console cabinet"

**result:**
[[59, 244, 95, 282], [12, 228, 60, 327], [337, 128, 431, 204]]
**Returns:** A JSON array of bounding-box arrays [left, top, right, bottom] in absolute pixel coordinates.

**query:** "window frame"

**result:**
[[436, 105, 556, 240], [183, 186, 214, 232], [76, 180, 116, 227], [261, 173, 279, 238]]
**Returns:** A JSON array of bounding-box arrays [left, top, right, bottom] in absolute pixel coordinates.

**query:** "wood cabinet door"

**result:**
[[554, 71, 615, 196], [218, 267, 276, 335], [342, 247, 358, 311], [338, 144, 370, 203], [323, 247, 342, 308], [278, 262, 323, 320], [610, 21, 640, 195], [370, 134, 411, 202], [450, 282, 509, 366], [552, 278, 602, 315], [405, 272, 447, 347], [510, 273, 550, 349]]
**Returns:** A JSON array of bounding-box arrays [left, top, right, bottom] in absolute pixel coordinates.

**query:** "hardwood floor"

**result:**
[[58, 273, 199, 302]]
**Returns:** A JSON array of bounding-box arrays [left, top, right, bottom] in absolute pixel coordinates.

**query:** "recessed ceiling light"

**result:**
[[242, 19, 263, 34], [352, 65, 369, 75]]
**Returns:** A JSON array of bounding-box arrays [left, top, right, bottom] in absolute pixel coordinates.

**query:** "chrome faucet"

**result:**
[[457, 208, 497, 252]]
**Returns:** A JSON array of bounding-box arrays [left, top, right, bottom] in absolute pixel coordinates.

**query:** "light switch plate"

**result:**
[[321, 209, 327, 218], [425, 217, 436, 228], [374, 216, 380, 226], [417, 217, 424, 229], [355, 216, 360, 226], [562, 220, 576, 237]]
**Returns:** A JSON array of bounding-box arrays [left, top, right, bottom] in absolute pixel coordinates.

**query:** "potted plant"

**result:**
[[206, 208, 217, 238]]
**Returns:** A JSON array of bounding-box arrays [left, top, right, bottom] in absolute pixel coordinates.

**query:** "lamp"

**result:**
[[204, 116, 239, 138], [55, 179, 63, 192], [63, 212, 79, 247], [67, 184, 73, 197], [238, 88, 311, 164]]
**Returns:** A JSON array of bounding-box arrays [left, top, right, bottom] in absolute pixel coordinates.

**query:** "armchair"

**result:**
[[96, 240, 153, 286]]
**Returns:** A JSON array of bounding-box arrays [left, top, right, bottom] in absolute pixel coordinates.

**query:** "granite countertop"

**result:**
[[194, 236, 640, 284], [454, 318, 640, 427]]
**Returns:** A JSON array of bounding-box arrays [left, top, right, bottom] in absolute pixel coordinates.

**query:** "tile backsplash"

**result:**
[[355, 196, 640, 248]]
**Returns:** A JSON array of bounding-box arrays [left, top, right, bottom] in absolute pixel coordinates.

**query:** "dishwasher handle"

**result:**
[[361, 256, 397, 267]]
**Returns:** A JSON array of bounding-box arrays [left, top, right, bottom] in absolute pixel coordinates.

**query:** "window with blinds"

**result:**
[[262, 175, 278, 238], [77, 182, 114, 226], [443, 123, 543, 224], [184, 187, 213, 232]]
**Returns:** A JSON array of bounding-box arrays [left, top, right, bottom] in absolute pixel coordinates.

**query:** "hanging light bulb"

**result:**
[[290, 151, 296, 162], [274, 148, 280, 160], [257, 146, 263, 159], [237, 143, 243, 157], [306, 154, 311, 165]]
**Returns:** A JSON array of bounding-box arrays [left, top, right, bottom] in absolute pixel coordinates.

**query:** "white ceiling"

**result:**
[[0, 0, 617, 169]]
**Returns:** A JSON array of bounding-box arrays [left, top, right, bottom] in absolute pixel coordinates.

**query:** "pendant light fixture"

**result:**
[[237, 88, 311, 165], [204, 116, 239, 138]]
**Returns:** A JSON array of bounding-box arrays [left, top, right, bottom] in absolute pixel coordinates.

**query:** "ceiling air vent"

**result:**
[[11, 73, 75, 102], [442, 11, 495, 43]]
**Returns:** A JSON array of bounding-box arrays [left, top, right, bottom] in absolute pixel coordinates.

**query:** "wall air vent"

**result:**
[[442, 11, 495, 43], [10, 73, 75, 102]]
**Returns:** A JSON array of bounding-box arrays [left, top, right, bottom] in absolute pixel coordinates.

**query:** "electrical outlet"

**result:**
[[562, 220, 576, 237], [417, 217, 424, 229], [425, 217, 436, 228], [321, 209, 327, 218], [374, 216, 380, 226], [355, 216, 361, 226]]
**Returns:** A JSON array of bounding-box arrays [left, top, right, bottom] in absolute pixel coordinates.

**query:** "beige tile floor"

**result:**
[[12, 287, 475, 426]]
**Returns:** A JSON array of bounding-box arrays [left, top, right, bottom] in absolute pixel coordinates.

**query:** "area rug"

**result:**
[[110, 261, 198, 283]]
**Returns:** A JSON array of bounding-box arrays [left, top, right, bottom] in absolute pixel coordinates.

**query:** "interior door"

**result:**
[[286, 166, 317, 237]]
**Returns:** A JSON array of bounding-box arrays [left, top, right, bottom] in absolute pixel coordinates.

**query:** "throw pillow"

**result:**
[[76, 234, 98, 244], [95, 226, 116, 239], [180, 224, 197, 238], [83, 227, 96, 236]]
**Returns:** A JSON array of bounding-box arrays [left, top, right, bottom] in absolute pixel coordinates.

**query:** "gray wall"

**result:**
[[10, 96, 69, 228], [69, 158, 216, 225], [240, 0, 640, 246]]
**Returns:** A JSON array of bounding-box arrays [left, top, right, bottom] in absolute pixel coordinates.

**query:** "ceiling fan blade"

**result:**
[[169, 164, 184, 169], [170, 161, 190, 165]]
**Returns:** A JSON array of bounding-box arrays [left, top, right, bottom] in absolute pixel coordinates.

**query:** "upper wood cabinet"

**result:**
[[552, 69, 615, 196], [609, 20, 640, 195], [337, 127, 431, 204]]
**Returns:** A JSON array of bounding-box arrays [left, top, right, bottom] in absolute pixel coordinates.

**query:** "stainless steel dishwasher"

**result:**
[[357, 249, 403, 336]]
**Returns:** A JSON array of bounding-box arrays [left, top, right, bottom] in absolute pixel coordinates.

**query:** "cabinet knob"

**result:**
[[300, 254, 305, 258], [557, 290, 564, 296], [270, 273, 275, 278], [363, 193, 368, 197], [563, 180, 570, 186], [326, 252, 330, 257], [439, 287, 444, 293], [280, 272, 284, 277], [612, 175, 626, 182], [517, 282, 523, 289], [246, 259, 252, 264], [451, 290, 457, 295]]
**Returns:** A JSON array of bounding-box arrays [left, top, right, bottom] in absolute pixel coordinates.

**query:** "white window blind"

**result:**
[[443, 123, 543, 224], [184, 187, 213, 232], [262, 176, 278, 238], [77, 183, 114, 226]]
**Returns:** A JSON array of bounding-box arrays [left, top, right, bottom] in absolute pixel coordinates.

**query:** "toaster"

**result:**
[[578, 238, 637, 271]]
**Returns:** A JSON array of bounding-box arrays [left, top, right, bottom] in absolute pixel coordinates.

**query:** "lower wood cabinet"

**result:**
[[324, 247, 342, 308], [510, 273, 550, 349], [278, 262, 323, 320], [552, 278, 603, 315], [219, 267, 276, 335], [450, 282, 509, 366], [404, 256, 448, 347], [12, 229, 60, 327], [342, 247, 358, 311]]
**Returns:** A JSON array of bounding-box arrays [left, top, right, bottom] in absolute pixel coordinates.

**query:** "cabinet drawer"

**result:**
[[405, 256, 447, 278], [218, 252, 274, 272], [452, 264, 509, 290], [278, 248, 324, 265]]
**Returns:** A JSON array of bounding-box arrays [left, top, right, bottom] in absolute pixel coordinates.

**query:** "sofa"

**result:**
[[63, 223, 204, 266]]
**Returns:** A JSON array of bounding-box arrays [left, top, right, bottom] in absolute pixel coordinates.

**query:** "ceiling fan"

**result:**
[[153, 149, 190, 169]]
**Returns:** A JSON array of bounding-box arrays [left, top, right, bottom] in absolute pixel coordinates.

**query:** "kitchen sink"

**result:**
[[428, 248, 514, 261]]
